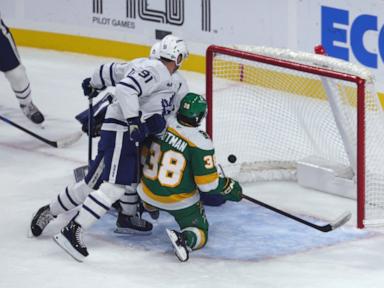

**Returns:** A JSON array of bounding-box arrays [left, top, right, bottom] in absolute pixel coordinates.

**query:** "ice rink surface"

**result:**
[[1, 48, 384, 288]]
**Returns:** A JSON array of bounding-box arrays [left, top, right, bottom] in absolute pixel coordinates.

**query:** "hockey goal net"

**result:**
[[206, 45, 384, 228]]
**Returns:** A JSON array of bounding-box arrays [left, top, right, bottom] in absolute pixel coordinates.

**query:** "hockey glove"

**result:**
[[82, 77, 101, 98], [200, 192, 227, 206], [75, 94, 113, 137], [220, 177, 242, 202], [127, 117, 149, 143], [145, 114, 166, 135]]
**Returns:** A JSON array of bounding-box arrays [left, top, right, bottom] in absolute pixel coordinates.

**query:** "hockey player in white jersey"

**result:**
[[114, 41, 188, 229], [0, 12, 44, 124], [73, 40, 189, 231], [75, 40, 189, 231], [30, 35, 189, 261]]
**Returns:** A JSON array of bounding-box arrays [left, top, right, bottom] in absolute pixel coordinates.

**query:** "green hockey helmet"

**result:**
[[177, 92, 207, 127]]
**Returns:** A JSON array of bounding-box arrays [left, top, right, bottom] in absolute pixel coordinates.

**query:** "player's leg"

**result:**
[[53, 131, 149, 260], [50, 156, 104, 215], [166, 201, 209, 262], [0, 19, 44, 124], [53, 181, 126, 261], [114, 184, 153, 234], [30, 153, 105, 237], [111, 139, 152, 234]]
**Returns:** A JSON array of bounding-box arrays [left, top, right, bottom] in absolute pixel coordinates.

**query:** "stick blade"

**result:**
[[330, 211, 352, 231], [56, 131, 83, 148], [73, 165, 88, 182]]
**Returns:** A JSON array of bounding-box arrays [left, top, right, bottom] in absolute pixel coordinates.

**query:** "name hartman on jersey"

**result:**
[[162, 131, 187, 152]]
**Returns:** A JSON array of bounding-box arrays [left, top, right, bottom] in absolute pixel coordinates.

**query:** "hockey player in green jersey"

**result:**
[[137, 92, 243, 262]]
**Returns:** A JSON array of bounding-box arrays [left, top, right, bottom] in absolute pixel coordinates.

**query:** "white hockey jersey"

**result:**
[[89, 58, 188, 132]]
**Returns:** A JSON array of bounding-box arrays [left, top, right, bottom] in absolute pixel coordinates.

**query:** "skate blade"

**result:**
[[27, 227, 34, 238], [52, 233, 86, 262], [165, 229, 189, 262], [27, 226, 35, 238], [114, 227, 152, 235]]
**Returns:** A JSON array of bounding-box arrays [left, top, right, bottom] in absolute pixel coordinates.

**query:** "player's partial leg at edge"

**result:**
[[0, 18, 44, 124]]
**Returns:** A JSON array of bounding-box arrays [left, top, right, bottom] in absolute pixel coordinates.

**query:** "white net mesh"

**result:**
[[209, 45, 384, 226]]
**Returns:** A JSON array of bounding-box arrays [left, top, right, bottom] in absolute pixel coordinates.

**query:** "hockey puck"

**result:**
[[228, 154, 237, 163]]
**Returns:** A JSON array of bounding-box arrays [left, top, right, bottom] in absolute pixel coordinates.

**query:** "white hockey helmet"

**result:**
[[159, 35, 189, 67], [149, 41, 161, 59]]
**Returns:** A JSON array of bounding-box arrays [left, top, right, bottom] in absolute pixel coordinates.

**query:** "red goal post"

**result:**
[[205, 44, 384, 228]]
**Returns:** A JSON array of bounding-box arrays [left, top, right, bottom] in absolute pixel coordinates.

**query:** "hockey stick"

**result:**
[[217, 164, 351, 232], [0, 114, 82, 148], [88, 97, 93, 166], [242, 194, 351, 232], [73, 96, 94, 182]]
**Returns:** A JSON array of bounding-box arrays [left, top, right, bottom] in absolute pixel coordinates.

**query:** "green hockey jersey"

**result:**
[[137, 117, 220, 210]]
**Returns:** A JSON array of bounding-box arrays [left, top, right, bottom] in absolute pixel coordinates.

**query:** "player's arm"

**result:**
[[191, 145, 242, 202], [81, 62, 134, 98], [89, 62, 134, 89], [115, 67, 163, 142]]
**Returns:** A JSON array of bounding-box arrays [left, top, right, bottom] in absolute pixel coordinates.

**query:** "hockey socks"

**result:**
[[50, 180, 94, 216], [4, 65, 32, 105], [118, 186, 139, 216], [75, 190, 112, 230], [181, 227, 207, 250]]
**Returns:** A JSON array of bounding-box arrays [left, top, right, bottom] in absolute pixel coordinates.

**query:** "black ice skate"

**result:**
[[30, 204, 56, 237], [53, 220, 88, 262], [20, 102, 45, 124], [114, 212, 153, 235], [166, 229, 190, 262], [139, 202, 160, 220]]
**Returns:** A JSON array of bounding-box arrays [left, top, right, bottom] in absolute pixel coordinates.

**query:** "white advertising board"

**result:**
[[0, 0, 291, 54], [1, 0, 383, 90]]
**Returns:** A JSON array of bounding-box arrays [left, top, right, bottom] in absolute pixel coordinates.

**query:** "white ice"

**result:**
[[1, 48, 384, 288]]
